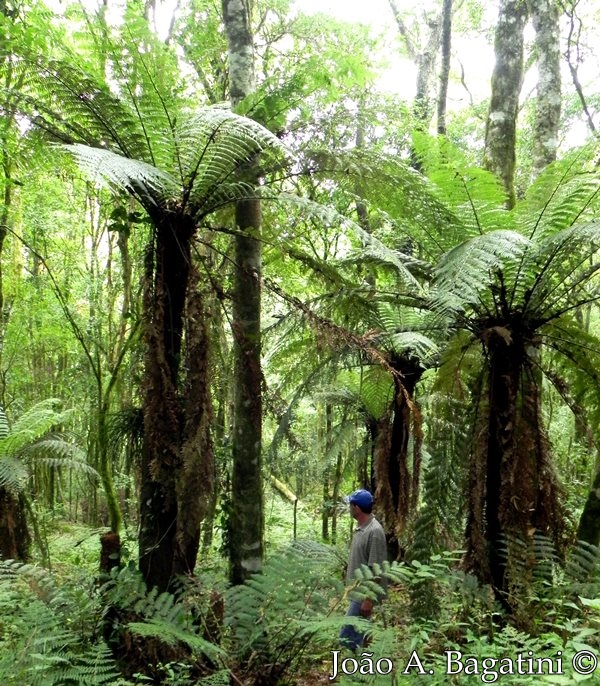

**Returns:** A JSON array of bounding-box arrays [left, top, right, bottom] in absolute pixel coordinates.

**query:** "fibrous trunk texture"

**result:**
[[138, 214, 213, 592], [465, 328, 564, 600], [529, 0, 561, 173], [374, 356, 423, 559], [483, 0, 528, 208], [0, 488, 30, 560]]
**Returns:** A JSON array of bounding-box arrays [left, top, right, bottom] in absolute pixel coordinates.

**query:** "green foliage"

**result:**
[[0, 559, 127, 685], [0, 399, 94, 497], [225, 540, 347, 684], [104, 565, 225, 662]]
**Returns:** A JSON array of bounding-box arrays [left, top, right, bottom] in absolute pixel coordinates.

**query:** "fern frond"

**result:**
[[274, 193, 424, 295], [12, 54, 151, 157], [336, 367, 394, 421], [524, 221, 600, 319], [62, 143, 177, 203], [0, 399, 74, 459], [428, 164, 511, 239], [0, 455, 27, 491], [179, 107, 285, 186], [127, 619, 226, 661], [23, 438, 99, 478], [515, 145, 600, 241], [432, 230, 532, 316]]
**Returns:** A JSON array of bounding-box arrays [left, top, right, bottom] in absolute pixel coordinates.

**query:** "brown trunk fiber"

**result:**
[[374, 357, 423, 558], [0, 488, 30, 560], [139, 216, 192, 591], [467, 329, 564, 597]]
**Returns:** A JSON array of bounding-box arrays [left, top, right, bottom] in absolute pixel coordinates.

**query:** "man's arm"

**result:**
[[361, 527, 388, 616]]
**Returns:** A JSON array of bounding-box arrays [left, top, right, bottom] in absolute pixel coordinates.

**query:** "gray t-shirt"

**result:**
[[346, 515, 388, 585]]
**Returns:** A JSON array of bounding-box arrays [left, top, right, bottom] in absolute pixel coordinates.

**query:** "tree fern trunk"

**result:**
[[483, 0, 528, 207], [139, 216, 191, 591], [374, 356, 423, 559], [0, 488, 30, 560], [468, 330, 564, 598], [577, 470, 600, 546], [223, 0, 264, 584]]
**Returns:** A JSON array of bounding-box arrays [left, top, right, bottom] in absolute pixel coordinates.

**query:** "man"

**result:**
[[340, 488, 388, 651]]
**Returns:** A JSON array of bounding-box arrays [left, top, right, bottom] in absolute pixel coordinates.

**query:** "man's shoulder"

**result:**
[[367, 516, 386, 535]]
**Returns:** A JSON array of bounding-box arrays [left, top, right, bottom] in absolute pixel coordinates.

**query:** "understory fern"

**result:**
[[225, 540, 348, 684], [0, 560, 126, 685]]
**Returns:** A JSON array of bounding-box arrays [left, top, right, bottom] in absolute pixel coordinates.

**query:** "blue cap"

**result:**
[[344, 489, 373, 510]]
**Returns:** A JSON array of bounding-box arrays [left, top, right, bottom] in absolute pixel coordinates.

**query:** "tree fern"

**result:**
[[0, 400, 95, 494], [0, 560, 127, 685], [226, 541, 347, 684]]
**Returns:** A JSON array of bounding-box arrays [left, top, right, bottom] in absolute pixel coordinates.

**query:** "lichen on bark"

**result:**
[[483, 0, 528, 208]]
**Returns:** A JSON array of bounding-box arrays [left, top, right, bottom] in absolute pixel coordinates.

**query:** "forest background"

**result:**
[[2, 0, 600, 683]]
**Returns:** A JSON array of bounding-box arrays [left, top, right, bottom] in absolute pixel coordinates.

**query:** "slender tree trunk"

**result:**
[[483, 0, 528, 208], [223, 0, 264, 584], [529, 0, 561, 173], [331, 449, 343, 544], [564, 1, 596, 134], [388, 0, 442, 128], [437, 0, 453, 136]]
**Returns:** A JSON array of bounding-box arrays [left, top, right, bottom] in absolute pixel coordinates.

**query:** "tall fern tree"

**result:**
[[432, 148, 600, 597], [6, 12, 284, 591]]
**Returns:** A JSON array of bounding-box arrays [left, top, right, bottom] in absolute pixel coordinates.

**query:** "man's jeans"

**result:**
[[339, 600, 367, 651]]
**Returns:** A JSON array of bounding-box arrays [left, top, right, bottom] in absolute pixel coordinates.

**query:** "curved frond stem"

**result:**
[[183, 120, 227, 213], [509, 152, 591, 306], [124, 26, 179, 172], [542, 291, 600, 325], [535, 257, 600, 322], [110, 61, 158, 168], [569, 179, 600, 227], [527, 150, 586, 242], [459, 173, 484, 236], [38, 63, 133, 157], [543, 328, 600, 358], [520, 233, 574, 316], [263, 275, 409, 398]]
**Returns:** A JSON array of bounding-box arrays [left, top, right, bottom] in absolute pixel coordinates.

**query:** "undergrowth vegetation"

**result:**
[[3, 535, 600, 684]]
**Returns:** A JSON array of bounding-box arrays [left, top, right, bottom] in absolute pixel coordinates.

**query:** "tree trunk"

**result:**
[[483, 0, 528, 208], [437, 0, 453, 136], [139, 213, 213, 592], [223, 0, 264, 584], [529, 0, 561, 173], [466, 328, 564, 598], [374, 357, 423, 559], [577, 470, 600, 546], [0, 489, 30, 560]]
